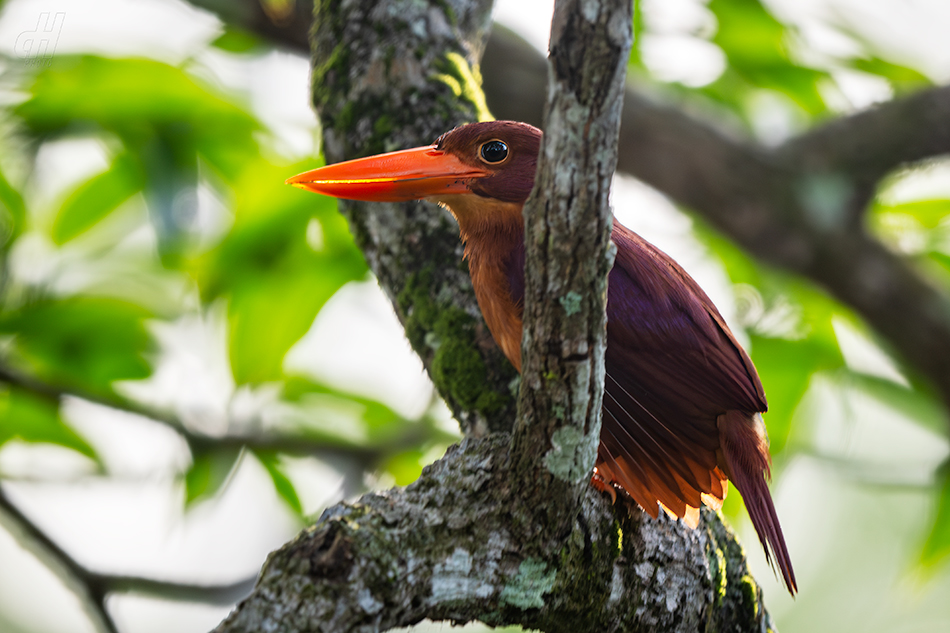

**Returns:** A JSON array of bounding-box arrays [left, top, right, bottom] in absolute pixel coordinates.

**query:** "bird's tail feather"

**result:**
[[718, 410, 797, 595]]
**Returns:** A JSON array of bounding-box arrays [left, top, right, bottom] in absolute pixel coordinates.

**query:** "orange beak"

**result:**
[[286, 145, 490, 202]]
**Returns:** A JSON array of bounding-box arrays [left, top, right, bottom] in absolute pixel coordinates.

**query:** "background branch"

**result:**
[[777, 85, 950, 190], [0, 363, 443, 467], [0, 485, 257, 633]]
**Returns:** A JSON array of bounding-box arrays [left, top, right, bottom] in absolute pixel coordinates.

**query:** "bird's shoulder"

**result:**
[[607, 222, 766, 410]]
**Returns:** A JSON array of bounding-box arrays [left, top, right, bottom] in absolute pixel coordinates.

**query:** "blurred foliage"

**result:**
[[923, 471, 950, 567], [0, 385, 98, 462], [0, 4, 948, 628], [0, 50, 453, 522], [706, 0, 831, 116], [185, 445, 244, 506], [631, 0, 931, 125], [0, 296, 153, 395]]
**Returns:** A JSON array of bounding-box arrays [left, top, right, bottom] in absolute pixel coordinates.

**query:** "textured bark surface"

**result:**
[[513, 0, 629, 534], [211, 1, 777, 632], [213, 437, 774, 633], [309, 0, 517, 438]]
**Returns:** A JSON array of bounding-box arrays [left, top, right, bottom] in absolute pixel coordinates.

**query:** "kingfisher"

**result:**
[[288, 120, 796, 593]]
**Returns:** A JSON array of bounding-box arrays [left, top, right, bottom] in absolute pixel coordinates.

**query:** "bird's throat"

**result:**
[[433, 194, 527, 370]]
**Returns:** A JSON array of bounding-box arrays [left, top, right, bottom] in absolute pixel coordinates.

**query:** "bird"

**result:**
[[287, 120, 796, 594]]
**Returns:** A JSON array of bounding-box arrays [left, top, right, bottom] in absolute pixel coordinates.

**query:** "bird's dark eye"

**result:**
[[479, 140, 509, 164]]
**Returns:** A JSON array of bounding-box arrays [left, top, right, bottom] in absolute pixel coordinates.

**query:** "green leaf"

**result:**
[[750, 335, 839, 455], [0, 386, 98, 461], [0, 167, 26, 247], [195, 159, 366, 384], [16, 55, 256, 137], [220, 214, 366, 386], [282, 375, 412, 445], [628, 0, 645, 70], [709, 0, 789, 66], [227, 261, 364, 384], [195, 158, 361, 298], [210, 26, 261, 53], [16, 56, 260, 182], [706, 0, 831, 117], [255, 451, 303, 516], [870, 199, 950, 231], [0, 296, 153, 395], [921, 469, 950, 567], [848, 56, 931, 93], [382, 449, 426, 486], [51, 152, 145, 244], [926, 251, 950, 279], [832, 21, 933, 93], [184, 445, 243, 507], [868, 199, 950, 280], [846, 372, 946, 435]]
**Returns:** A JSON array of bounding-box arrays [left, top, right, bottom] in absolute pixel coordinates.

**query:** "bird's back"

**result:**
[[467, 218, 795, 592]]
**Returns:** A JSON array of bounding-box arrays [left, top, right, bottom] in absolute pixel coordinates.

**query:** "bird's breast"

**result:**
[[465, 237, 526, 372]]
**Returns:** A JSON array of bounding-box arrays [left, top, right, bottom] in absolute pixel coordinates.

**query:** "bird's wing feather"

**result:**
[[607, 223, 765, 412], [503, 221, 764, 518], [599, 223, 766, 515]]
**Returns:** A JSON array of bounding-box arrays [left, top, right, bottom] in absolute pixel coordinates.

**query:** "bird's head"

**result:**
[[288, 121, 541, 238]]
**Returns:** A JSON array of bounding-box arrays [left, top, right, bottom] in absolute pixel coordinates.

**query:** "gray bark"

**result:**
[[513, 0, 628, 534], [213, 437, 773, 633]]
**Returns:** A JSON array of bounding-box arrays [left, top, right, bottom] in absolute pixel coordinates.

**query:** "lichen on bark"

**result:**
[[215, 436, 774, 633]]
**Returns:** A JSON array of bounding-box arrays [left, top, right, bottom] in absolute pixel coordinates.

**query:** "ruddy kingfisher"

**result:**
[[288, 120, 796, 594]]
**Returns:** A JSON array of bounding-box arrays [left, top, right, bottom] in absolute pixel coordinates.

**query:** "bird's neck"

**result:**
[[433, 194, 527, 370]]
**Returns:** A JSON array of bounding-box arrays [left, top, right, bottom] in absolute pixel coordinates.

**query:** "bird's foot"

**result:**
[[590, 468, 617, 505]]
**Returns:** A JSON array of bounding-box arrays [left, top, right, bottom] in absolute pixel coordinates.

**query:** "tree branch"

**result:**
[[0, 484, 257, 633], [513, 0, 629, 533], [213, 437, 773, 633], [777, 84, 950, 194], [96, 574, 257, 605], [0, 363, 442, 468], [0, 484, 117, 633]]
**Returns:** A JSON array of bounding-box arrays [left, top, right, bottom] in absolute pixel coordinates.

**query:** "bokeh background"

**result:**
[[1, 0, 950, 631]]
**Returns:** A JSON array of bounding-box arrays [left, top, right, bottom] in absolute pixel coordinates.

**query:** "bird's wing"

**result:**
[[598, 223, 766, 521]]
